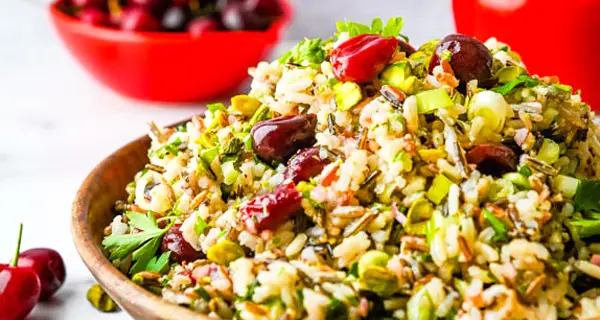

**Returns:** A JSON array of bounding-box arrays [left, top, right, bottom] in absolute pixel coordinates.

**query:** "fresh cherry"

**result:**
[[161, 6, 192, 32], [284, 147, 331, 184], [0, 224, 42, 320], [331, 34, 399, 83], [17, 248, 66, 301], [78, 8, 108, 26], [466, 143, 517, 176], [120, 7, 161, 31], [221, 2, 271, 31], [188, 17, 220, 36], [429, 34, 494, 89], [240, 182, 302, 233], [161, 224, 203, 263], [72, 0, 105, 8], [251, 114, 318, 165]]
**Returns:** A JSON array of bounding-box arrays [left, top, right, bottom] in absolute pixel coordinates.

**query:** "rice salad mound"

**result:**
[[102, 17, 600, 320]]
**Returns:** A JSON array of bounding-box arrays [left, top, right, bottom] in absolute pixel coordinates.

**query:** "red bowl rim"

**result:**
[[49, 0, 293, 43]]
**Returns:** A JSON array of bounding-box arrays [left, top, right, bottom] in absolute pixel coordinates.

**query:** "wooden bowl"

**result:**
[[71, 120, 208, 319]]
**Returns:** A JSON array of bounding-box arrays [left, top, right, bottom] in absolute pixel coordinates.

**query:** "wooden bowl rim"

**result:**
[[71, 119, 209, 319]]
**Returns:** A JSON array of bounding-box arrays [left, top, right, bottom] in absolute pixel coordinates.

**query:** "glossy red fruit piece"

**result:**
[[0, 264, 42, 320], [120, 7, 161, 31], [251, 114, 317, 164], [221, 2, 271, 31], [72, 0, 104, 8], [161, 6, 192, 32], [188, 17, 220, 36], [397, 39, 415, 55], [243, 0, 283, 16], [284, 147, 331, 184], [240, 182, 302, 233], [78, 8, 108, 26], [466, 143, 517, 176], [428, 34, 493, 88], [18, 248, 66, 301], [161, 224, 203, 263], [331, 34, 398, 83]]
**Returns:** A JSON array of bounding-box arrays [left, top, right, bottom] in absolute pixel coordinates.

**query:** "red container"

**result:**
[[453, 0, 600, 110], [49, 1, 292, 102]]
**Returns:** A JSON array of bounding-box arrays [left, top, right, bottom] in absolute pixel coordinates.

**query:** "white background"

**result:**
[[0, 0, 452, 318]]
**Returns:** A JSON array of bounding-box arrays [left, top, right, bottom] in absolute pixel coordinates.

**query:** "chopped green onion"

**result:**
[[553, 175, 580, 198], [415, 88, 454, 114], [536, 138, 560, 164], [502, 172, 530, 190], [483, 209, 509, 242], [467, 90, 511, 132], [426, 174, 453, 205]]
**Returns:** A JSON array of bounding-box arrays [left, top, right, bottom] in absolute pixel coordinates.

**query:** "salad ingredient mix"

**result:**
[[102, 17, 600, 320]]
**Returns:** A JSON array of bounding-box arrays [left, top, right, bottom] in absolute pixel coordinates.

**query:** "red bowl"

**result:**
[[49, 1, 292, 102]]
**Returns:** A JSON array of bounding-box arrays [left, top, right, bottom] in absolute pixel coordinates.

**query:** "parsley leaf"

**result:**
[[570, 217, 600, 238], [102, 212, 173, 274], [278, 38, 327, 67], [483, 209, 509, 242], [491, 75, 539, 95], [149, 137, 183, 159], [570, 180, 600, 238], [145, 251, 171, 274], [336, 17, 405, 38], [574, 180, 600, 213]]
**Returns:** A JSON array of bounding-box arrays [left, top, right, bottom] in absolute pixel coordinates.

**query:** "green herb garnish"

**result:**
[[483, 209, 509, 242], [336, 17, 405, 38], [491, 75, 539, 95], [195, 215, 208, 235], [279, 38, 327, 67], [326, 298, 349, 320], [145, 251, 171, 274], [571, 180, 600, 238], [102, 212, 174, 274]]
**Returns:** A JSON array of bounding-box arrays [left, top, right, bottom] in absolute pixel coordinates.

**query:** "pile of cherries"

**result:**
[[57, 0, 284, 34], [0, 224, 66, 320]]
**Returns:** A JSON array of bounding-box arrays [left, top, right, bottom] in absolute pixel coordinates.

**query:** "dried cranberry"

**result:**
[[161, 224, 203, 263], [284, 147, 331, 183], [251, 114, 317, 164], [240, 182, 302, 233], [429, 34, 493, 89], [331, 34, 398, 83], [466, 143, 517, 176]]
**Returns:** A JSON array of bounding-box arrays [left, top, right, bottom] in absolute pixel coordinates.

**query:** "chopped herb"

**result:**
[[336, 17, 405, 38], [207, 102, 227, 113], [175, 124, 187, 132], [278, 38, 327, 67], [574, 180, 600, 213], [217, 229, 228, 238], [570, 217, 600, 238], [326, 298, 349, 320], [195, 215, 208, 235], [102, 212, 174, 274], [552, 83, 572, 93], [195, 287, 211, 301], [483, 209, 509, 242], [150, 137, 183, 159], [491, 75, 540, 95], [518, 165, 532, 177], [348, 262, 359, 277], [145, 251, 171, 274]]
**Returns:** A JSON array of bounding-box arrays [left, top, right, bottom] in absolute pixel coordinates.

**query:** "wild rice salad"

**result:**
[[102, 17, 600, 320]]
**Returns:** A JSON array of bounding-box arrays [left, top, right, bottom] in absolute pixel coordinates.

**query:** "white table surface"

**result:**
[[0, 1, 452, 318]]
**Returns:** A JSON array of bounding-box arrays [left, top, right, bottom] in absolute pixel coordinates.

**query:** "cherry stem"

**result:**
[[11, 223, 23, 268]]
